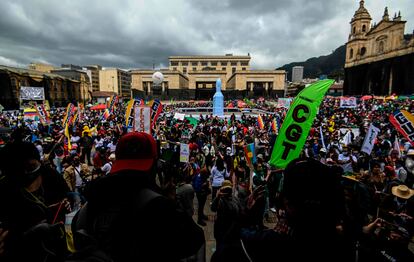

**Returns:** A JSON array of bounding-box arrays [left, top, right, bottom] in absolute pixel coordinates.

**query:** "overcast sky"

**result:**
[[0, 0, 412, 70]]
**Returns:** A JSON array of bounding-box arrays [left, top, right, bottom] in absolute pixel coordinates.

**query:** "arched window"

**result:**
[[349, 48, 354, 59], [360, 47, 366, 56], [353, 26, 356, 34], [362, 25, 366, 32], [378, 41, 384, 53]]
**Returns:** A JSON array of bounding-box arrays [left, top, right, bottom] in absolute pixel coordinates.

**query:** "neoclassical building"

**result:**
[[130, 54, 286, 99], [344, 1, 414, 95]]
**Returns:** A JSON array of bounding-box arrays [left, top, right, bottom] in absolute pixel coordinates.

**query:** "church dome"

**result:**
[[351, 0, 371, 22]]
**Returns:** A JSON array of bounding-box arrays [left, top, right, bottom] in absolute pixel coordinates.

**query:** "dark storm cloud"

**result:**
[[0, 0, 412, 69]]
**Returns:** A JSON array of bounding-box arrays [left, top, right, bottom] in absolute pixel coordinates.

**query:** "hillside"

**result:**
[[278, 45, 346, 81]]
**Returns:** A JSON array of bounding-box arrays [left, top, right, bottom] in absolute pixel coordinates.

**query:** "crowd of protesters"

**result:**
[[0, 96, 413, 261]]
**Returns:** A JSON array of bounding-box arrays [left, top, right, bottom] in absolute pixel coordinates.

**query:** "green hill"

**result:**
[[278, 45, 346, 81]]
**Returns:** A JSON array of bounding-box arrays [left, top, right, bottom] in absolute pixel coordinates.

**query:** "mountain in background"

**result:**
[[278, 45, 346, 81]]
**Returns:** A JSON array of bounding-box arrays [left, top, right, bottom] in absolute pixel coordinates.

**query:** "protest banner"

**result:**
[[277, 98, 293, 109], [361, 124, 380, 154], [174, 112, 186, 120], [20, 86, 45, 100], [35, 102, 48, 124], [390, 110, 414, 146], [150, 99, 163, 128], [270, 79, 334, 168], [180, 143, 190, 163], [340, 97, 357, 108], [134, 106, 151, 134]]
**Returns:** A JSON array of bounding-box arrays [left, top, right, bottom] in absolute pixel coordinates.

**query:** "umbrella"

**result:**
[[90, 104, 106, 110], [360, 95, 373, 101]]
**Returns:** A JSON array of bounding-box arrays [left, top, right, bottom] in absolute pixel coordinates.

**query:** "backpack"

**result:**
[[66, 188, 161, 262]]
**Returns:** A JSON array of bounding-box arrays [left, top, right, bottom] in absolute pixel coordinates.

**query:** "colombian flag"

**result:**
[[257, 115, 264, 129], [244, 143, 256, 165]]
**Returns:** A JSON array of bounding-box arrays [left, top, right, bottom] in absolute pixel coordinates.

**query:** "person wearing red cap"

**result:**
[[71, 132, 205, 261]]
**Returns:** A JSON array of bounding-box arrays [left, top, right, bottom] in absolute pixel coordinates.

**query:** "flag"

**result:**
[[340, 130, 353, 146], [64, 122, 71, 151], [62, 103, 74, 127], [244, 143, 256, 165], [319, 126, 326, 149], [125, 99, 135, 127], [389, 110, 414, 146], [150, 99, 163, 128], [257, 115, 264, 129], [271, 118, 278, 134], [34, 103, 47, 124], [108, 95, 118, 113], [102, 109, 110, 120], [393, 136, 402, 158], [361, 124, 380, 155], [185, 117, 198, 127], [270, 79, 334, 168]]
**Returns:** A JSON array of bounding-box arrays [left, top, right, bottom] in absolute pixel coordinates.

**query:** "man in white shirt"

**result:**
[[101, 154, 115, 175], [338, 147, 357, 174]]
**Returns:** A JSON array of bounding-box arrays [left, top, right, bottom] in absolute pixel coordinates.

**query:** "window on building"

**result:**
[[222, 67, 226, 71], [183, 67, 187, 74], [232, 67, 236, 74], [352, 26, 356, 34], [173, 67, 177, 71], [211, 62, 217, 66], [201, 62, 208, 66], [231, 62, 237, 66], [349, 48, 354, 59], [241, 62, 248, 66], [362, 25, 366, 32], [171, 61, 178, 66], [360, 47, 366, 56], [193, 67, 197, 71], [378, 41, 384, 53], [191, 62, 198, 66], [242, 67, 246, 71]]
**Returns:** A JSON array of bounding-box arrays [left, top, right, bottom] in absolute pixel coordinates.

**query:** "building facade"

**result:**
[[84, 65, 102, 93], [292, 66, 304, 83], [28, 63, 56, 73], [0, 65, 83, 109], [130, 54, 286, 99], [51, 67, 91, 102], [99, 68, 131, 98], [344, 1, 414, 95]]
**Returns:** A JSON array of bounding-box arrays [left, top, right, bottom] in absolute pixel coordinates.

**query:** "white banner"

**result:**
[[340, 97, 357, 108], [277, 98, 293, 109], [180, 143, 190, 163], [173, 112, 186, 120], [134, 106, 151, 134], [361, 124, 380, 155], [20, 86, 45, 100]]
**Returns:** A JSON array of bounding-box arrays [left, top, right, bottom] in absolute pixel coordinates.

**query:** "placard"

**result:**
[[20, 86, 45, 100], [180, 143, 190, 163], [134, 106, 151, 134]]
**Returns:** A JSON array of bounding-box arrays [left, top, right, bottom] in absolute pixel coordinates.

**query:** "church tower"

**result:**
[[346, 1, 372, 64]]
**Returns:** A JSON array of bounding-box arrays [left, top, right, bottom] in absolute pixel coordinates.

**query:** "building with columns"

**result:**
[[344, 1, 414, 95], [130, 54, 286, 99]]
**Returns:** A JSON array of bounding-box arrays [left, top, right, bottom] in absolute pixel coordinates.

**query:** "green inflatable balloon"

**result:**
[[269, 79, 334, 168]]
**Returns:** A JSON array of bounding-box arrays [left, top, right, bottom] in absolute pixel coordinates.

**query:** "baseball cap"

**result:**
[[110, 132, 157, 174]]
